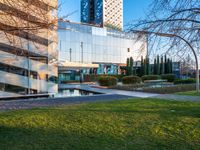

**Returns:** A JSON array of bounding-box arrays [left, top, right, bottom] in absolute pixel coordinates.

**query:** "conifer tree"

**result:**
[[157, 55, 160, 75], [144, 58, 147, 75], [126, 58, 130, 75], [154, 58, 157, 75], [130, 57, 134, 75], [164, 54, 168, 74], [140, 56, 144, 76], [146, 56, 150, 75], [161, 56, 164, 74]]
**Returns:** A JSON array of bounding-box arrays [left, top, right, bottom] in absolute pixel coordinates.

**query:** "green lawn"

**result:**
[[176, 91, 200, 96], [0, 99, 200, 150]]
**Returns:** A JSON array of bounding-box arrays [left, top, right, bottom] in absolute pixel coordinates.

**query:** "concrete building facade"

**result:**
[[0, 0, 58, 97]]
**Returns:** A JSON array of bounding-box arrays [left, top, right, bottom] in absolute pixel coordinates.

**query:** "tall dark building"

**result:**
[[81, 0, 123, 30]]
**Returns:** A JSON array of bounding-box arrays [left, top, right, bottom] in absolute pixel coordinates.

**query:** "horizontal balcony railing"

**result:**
[[0, 70, 57, 93], [0, 90, 21, 98], [0, 50, 57, 77]]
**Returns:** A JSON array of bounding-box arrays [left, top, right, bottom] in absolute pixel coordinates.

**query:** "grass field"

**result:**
[[176, 91, 200, 96], [0, 98, 200, 150]]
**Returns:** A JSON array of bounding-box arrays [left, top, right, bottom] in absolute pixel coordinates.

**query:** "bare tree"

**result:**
[[128, 0, 200, 92], [0, 0, 59, 64]]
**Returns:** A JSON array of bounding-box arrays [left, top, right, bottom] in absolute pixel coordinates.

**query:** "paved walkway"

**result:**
[[59, 84, 159, 98], [0, 84, 199, 111], [0, 94, 133, 111], [59, 84, 200, 102]]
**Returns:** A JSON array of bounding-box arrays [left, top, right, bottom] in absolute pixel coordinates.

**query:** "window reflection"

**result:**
[[58, 21, 146, 65]]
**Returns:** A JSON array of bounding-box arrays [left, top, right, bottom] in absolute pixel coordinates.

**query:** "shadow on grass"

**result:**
[[0, 99, 200, 150], [68, 100, 200, 119], [0, 125, 198, 150]]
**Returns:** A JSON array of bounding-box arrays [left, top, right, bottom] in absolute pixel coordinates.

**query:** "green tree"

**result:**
[[167, 58, 171, 74], [130, 57, 134, 75], [170, 59, 173, 73], [146, 56, 150, 75], [140, 56, 144, 76], [144, 58, 147, 75], [126, 58, 130, 76], [153, 58, 157, 75], [157, 55, 160, 75], [160, 56, 164, 74], [164, 54, 168, 74]]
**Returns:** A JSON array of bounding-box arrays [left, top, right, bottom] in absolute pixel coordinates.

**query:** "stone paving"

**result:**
[[0, 84, 199, 111], [59, 84, 160, 98], [0, 94, 133, 111]]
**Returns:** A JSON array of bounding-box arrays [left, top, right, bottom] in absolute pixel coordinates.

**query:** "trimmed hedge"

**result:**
[[84, 74, 125, 82], [98, 76, 118, 86], [174, 78, 197, 84], [122, 76, 142, 85], [84, 75, 98, 82], [141, 75, 160, 81], [161, 74, 176, 82]]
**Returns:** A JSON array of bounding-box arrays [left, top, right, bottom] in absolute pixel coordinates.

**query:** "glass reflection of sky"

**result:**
[[58, 22, 146, 65]]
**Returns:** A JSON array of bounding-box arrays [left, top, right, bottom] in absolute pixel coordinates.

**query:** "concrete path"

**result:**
[[59, 84, 160, 98], [59, 84, 200, 102], [0, 84, 199, 111], [0, 94, 133, 111]]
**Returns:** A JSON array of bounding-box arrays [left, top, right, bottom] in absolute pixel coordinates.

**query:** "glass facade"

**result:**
[[58, 21, 147, 81], [58, 21, 147, 66]]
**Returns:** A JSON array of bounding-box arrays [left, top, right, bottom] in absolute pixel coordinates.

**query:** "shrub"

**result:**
[[161, 74, 176, 82], [98, 76, 118, 86], [141, 75, 160, 81], [84, 74, 125, 82], [84, 75, 98, 82], [174, 78, 197, 84], [122, 76, 142, 85], [109, 75, 126, 82]]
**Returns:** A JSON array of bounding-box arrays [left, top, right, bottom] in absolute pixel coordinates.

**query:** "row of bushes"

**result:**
[[98, 76, 118, 86], [84, 74, 125, 82], [85, 74, 176, 83], [141, 74, 176, 82], [97, 74, 176, 86], [174, 78, 199, 84], [122, 74, 176, 84]]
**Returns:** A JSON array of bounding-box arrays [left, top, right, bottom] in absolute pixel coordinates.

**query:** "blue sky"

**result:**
[[59, 0, 152, 27]]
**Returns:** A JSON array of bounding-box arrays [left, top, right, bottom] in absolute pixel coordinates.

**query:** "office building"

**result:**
[[81, 0, 123, 30], [58, 21, 147, 82], [0, 0, 58, 97]]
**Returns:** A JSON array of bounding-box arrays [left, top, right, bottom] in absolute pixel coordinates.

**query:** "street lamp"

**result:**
[[69, 48, 72, 62], [132, 30, 199, 93]]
